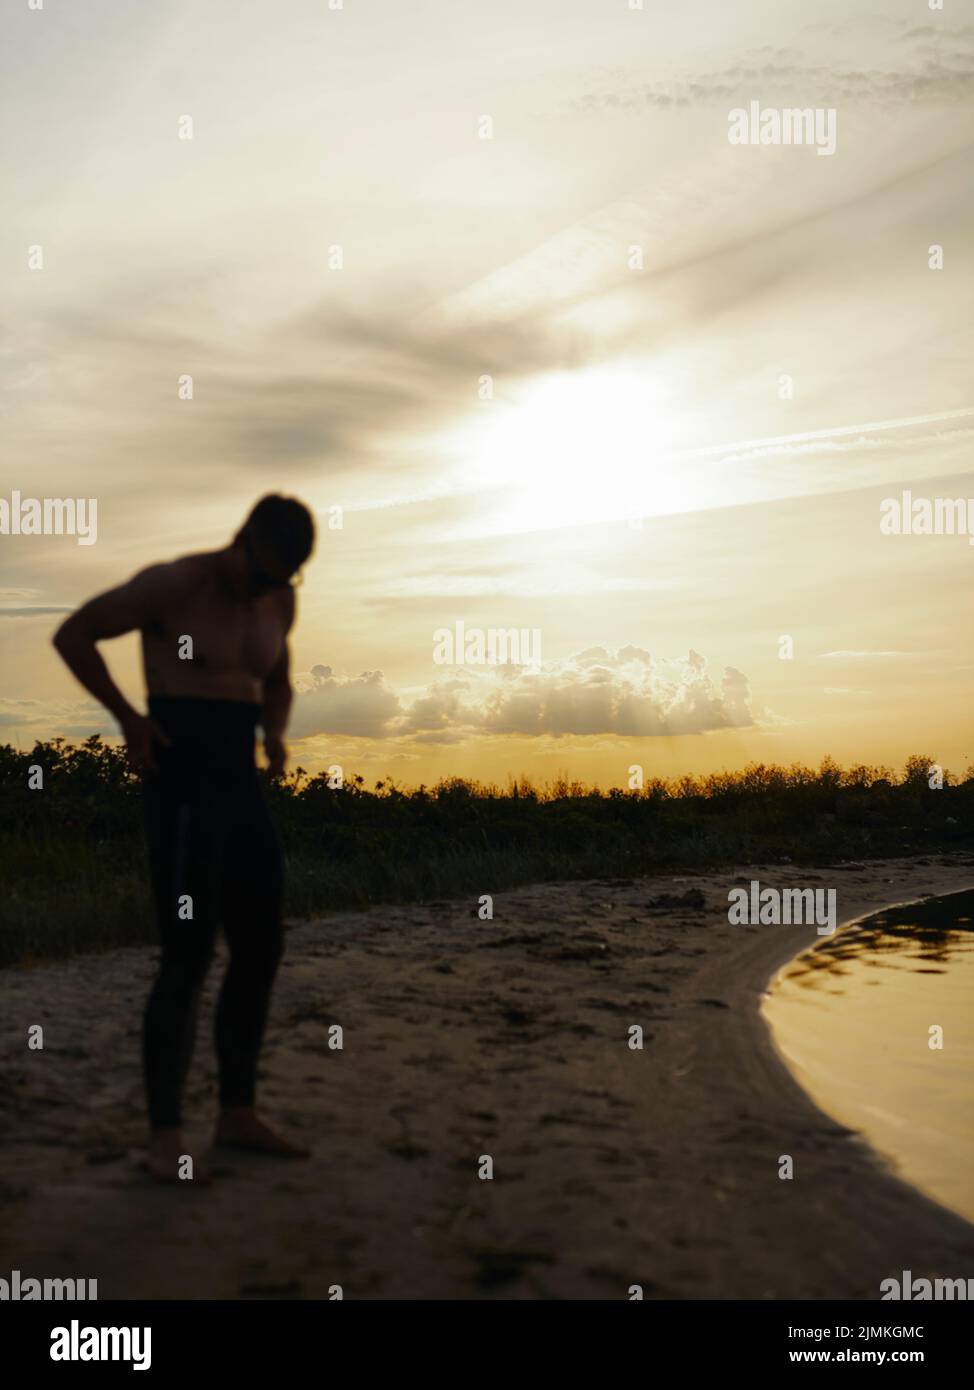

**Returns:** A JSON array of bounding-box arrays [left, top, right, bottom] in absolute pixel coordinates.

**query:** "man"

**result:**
[[53, 495, 315, 1183]]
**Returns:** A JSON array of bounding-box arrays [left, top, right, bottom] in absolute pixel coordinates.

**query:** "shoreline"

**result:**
[[761, 884, 974, 1227], [2, 852, 973, 1299]]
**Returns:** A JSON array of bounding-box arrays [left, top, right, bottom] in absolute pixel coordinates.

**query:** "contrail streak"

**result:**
[[347, 406, 974, 513], [675, 407, 974, 461]]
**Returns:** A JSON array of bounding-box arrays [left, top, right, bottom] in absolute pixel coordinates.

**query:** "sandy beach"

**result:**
[[2, 853, 973, 1301]]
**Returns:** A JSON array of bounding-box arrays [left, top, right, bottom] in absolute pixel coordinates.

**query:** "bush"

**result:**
[[1, 740, 970, 967]]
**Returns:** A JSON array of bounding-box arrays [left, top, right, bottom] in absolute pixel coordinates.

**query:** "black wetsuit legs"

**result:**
[[141, 697, 284, 1129]]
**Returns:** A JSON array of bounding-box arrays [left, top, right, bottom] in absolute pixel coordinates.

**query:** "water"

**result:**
[[762, 889, 974, 1224]]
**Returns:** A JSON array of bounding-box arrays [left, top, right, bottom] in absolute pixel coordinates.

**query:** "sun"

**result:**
[[454, 361, 690, 535]]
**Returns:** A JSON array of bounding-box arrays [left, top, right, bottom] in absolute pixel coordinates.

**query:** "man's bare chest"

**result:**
[[144, 592, 286, 678]]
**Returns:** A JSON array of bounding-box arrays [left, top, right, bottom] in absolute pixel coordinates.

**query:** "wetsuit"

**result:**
[[141, 696, 284, 1129]]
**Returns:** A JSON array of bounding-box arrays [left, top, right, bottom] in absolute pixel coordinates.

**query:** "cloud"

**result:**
[[0, 697, 111, 736], [3, 283, 599, 532], [0, 606, 73, 617], [398, 678, 477, 736], [819, 650, 914, 660], [575, 36, 974, 113], [290, 647, 759, 742], [454, 647, 757, 737], [4, 647, 760, 747], [288, 666, 403, 739]]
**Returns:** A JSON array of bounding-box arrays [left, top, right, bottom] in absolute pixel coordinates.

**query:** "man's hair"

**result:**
[[245, 494, 315, 569]]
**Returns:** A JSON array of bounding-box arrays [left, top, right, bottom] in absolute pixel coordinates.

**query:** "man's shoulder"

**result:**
[[273, 582, 297, 631], [130, 553, 214, 604]]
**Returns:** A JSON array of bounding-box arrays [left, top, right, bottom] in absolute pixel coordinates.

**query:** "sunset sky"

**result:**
[[2, 0, 972, 787]]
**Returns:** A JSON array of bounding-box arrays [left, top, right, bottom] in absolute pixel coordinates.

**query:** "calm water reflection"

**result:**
[[763, 889, 974, 1223]]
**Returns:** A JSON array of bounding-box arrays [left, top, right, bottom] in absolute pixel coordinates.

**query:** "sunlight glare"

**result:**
[[457, 362, 690, 533]]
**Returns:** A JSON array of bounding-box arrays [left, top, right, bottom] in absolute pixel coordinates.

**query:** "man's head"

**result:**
[[234, 494, 315, 595]]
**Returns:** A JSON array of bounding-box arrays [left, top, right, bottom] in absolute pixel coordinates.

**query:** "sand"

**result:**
[[2, 853, 973, 1300]]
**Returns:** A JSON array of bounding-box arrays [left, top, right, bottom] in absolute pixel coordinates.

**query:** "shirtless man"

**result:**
[[53, 495, 315, 1183]]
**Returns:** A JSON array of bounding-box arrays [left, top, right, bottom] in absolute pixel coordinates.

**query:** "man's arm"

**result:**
[[52, 564, 189, 771], [261, 590, 295, 777]]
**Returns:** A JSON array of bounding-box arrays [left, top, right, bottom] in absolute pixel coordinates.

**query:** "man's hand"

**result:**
[[264, 735, 287, 778], [52, 564, 200, 764], [121, 711, 171, 774]]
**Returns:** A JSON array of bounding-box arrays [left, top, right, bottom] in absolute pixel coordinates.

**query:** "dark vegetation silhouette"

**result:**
[[1, 738, 971, 967]]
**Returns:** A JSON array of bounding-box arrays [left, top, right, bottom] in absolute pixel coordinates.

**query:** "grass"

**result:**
[[1, 738, 971, 968]]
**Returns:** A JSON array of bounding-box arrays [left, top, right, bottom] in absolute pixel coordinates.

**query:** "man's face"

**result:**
[[241, 525, 295, 596]]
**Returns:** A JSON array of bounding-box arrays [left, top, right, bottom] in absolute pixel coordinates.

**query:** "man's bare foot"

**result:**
[[213, 1107, 310, 1158], [143, 1128, 212, 1185]]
